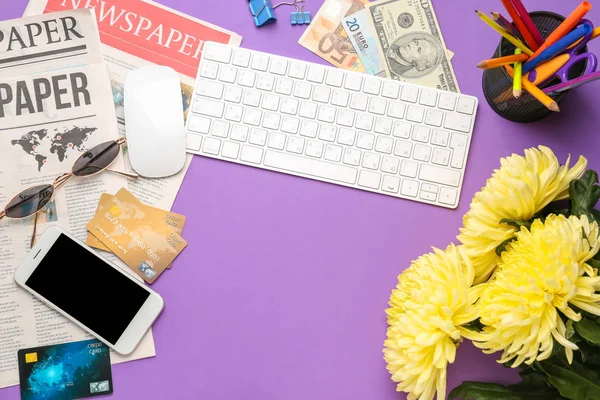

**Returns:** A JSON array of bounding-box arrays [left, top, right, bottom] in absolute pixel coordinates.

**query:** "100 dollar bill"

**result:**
[[343, 10, 387, 77], [366, 0, 460, 92], [298, 0, 370, 72]]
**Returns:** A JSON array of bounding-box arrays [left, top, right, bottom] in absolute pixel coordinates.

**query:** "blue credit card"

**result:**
[[18, 339, 113, 400]]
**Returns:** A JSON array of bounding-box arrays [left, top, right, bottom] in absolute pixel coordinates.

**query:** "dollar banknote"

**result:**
[[343, 9, 387, 77], [366, 0, 460, 92], [298, 0, 370, 72]]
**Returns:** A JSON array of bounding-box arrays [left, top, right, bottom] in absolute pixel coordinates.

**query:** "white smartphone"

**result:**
[[14, 226, 164, 355]]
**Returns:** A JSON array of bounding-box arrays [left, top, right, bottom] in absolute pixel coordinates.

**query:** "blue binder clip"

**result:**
[[250, 0, 277, 27]]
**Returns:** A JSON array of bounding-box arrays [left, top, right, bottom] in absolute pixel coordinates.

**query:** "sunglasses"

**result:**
[[0, 137, 137, 247]]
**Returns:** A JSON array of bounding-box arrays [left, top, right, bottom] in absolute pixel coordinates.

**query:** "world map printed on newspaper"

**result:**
[[11, 127, 97, 172]]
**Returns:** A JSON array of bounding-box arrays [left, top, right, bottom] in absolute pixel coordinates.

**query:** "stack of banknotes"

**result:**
[[299, 0, 459, 93]]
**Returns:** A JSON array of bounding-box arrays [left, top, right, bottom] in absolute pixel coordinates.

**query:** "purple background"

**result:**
[[2, 0, 600, 399]]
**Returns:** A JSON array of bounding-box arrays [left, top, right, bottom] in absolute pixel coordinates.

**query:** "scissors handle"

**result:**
[[556, 52, 598, 82]]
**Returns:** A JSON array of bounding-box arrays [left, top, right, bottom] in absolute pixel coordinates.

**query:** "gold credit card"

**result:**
[[86, 189, 187, 283], [87, 191, 186, 269]]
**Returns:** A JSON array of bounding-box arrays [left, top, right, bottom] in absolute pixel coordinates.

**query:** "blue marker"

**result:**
[[523, 23, 592, 75]]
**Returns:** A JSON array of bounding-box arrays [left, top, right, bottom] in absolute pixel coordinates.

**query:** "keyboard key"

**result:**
[[425, 109, 443, 127], [224, 104, 243, 122], [193, 98, 224, 118], [242, 110, 261, 127], [419, 164, 460, 187], [412, 125, 430, 142], [420, 190, 437, 202], [394, 140, 412, 158], [186, 134, 202, 151], [262, 112, 281, 129], [344, 74, 362, 91], [358, 170, 381, 189], [350, 93, 368, 111], [270, 58, 288, 75], [268, 132, 286, 150], [457, 97, 476, 115], [338, 128, 356, 146], [230, 125, 249, 142], [287, 136, 305, 154], [218, 66, 237, 83], [313, 86, 331, 103], [450, 133, 468, 169], [318, 125, 337, 142], [264, 151, 357, 184], [212, 120, 230, 138], [324, 144, 343, 162], [419, 89, 438, 107], [243, 89, 262, 107], [275, 78, 293, 95], [381, 156, 399, 174], [356, 132, 375, 150], [222, 141, 240, 159], [238, 70, 256, 87], [299, 101, 318, 119], [375, 136, 394, 154], [250, 53, 269, 71], [444, 113, 472, 133], [331, 89, 350, 107], [387, 101, 406, 119], [374, 117, 393, 135], [202, 137, 221, 155], [412, 144, 431, 162], [232, 50, 251, 67], [355, 113, 374, 131], [382, 81, 400, 99], [249, 128, 268, 146], [432, 148, 450, 166], [289, 62, 307, 79], [421, 183, 439, 194], [368, 97, 387, 115], [382, 175, 400, 193], [317, 105, 336, 123], [431, 129, 449, 146], [300, 120, 318, 138], [406, 105, 425, 123], [200, 61, 219, 79], [205, 44, 231, 63], [224, 86, 243, 103], [400, 85, 419, 102], [261, 93, 280, 111], [393, 121, 411, 138], [307, 65, 325, 83], [362, 152, 380, 170], [256, 74, 275, 91], [293, 81, 312, 99], [325, 69, 344, 87], [188, 115, 211, 134], [281, 116, 299, 134], [439, 187, 458, 205], [363, 77, 381, 95], [281, 98, 299, 115], [438, 92, 457, 111], [343, 148, 361, 166], [400, 160, 418, 178], [400, 179, 419, 197], [337, 109, 355, 127], [306, 140, 324, 158], [240, 145, 264, 164]]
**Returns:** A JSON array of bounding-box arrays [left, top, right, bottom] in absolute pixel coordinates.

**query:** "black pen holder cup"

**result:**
[[482, 12, 588, 123]]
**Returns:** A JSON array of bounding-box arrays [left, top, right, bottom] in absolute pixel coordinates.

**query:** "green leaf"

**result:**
[[449, 371, 563, 400], [569, 170, 600, 223], [538, 356, 600, 400], [463, 318, 484, 332], [496, 237, 516, 257], [500, 218, 532, 230], [574, 318, 600, 345]]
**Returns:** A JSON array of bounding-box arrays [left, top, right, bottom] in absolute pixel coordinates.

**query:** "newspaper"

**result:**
[[24, 0, 243, 210]]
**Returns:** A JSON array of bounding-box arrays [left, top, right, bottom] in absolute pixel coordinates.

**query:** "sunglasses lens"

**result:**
[[5, 185, 54, 218], [72, 141, 120, 177]]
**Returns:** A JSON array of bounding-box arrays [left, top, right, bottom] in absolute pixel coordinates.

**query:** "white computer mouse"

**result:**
[[124, 66, 186, 178]]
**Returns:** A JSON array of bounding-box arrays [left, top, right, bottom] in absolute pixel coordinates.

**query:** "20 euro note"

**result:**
[[366, 0, 460, 92], [343, 9, 387, 77], [298, 0, 370, 72]]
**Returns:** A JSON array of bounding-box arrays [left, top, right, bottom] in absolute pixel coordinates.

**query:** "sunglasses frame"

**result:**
[[0, 137, 136, 247]]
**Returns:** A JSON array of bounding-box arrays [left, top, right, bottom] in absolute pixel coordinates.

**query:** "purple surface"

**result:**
[[2, 0, 600, 399]]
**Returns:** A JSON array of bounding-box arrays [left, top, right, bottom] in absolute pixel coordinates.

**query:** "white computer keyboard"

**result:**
[[185, 42, 478, 208]]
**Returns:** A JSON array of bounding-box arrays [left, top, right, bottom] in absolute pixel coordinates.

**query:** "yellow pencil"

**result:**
[[513, 49, 523, 98], [505, 65, 559, 112], [475, 10, 534, 56]]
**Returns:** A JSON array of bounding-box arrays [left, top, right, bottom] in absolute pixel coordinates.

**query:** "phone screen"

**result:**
[[25, 233, 150, 344]]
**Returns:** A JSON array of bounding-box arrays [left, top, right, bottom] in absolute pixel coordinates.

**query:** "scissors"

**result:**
[[526, 20, 598, 86]]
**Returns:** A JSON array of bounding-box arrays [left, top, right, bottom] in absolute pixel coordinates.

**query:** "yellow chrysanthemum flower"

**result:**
[[473, 215, 600, 367], [384, 244, 482, 400], [458, 146, 587, 284]]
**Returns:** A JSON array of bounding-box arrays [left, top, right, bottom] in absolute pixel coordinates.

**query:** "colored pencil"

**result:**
[[522, 23, 591, 75], [543, 71, 600, 95], [530, 1, 592, 60], [513, 49, 523, 98], [509, 0, 544, 46], [477, 53, 530, 69], [506, 65, 559, 112], [526, 54, 570, 86], [500, 0, 540, 50], [491, 11, 521, 38], [475, 10, 533, 56]]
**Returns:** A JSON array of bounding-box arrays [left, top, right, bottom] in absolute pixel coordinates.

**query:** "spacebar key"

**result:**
[[264, 151, 357, 184]]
